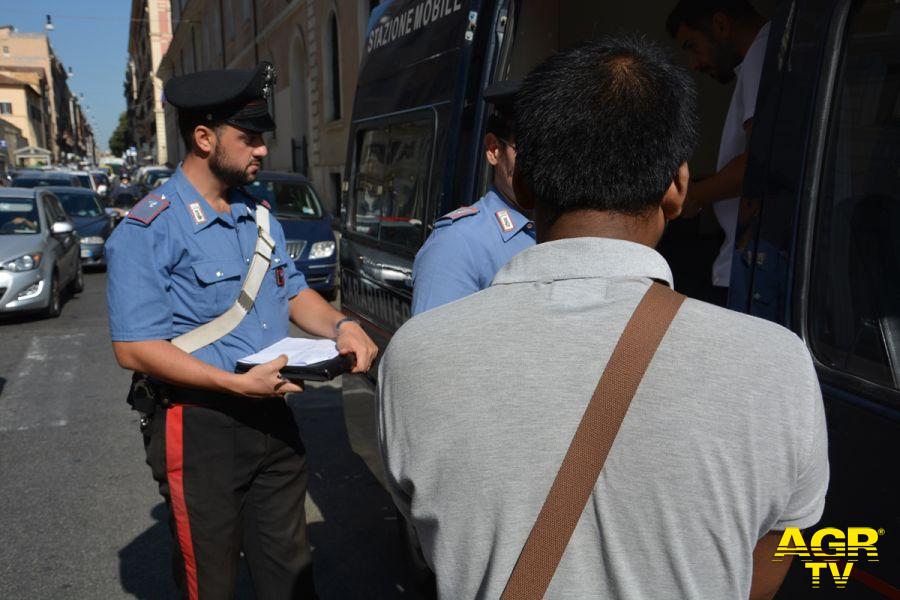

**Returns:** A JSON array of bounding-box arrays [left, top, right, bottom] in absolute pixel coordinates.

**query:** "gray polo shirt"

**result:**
[[377, 237, 828, 600]]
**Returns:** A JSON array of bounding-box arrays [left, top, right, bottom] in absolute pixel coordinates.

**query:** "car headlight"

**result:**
[[80, 236, 105, 245], [2, 253, 42, 272], [308, 241, 336, 260]]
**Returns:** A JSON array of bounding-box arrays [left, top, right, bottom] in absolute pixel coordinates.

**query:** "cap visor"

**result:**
[[227, 112, 276, 133]]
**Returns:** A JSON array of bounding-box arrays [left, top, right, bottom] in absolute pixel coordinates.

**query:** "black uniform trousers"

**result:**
[[143, 394, 316, 599]]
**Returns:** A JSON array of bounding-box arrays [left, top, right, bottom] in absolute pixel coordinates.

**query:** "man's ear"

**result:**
[[710, 12, 731, 41], [661, 162, 689, 220], [512, 166, 535, 211], [484, 133, 502, 167], [193, 125, 216, 154]]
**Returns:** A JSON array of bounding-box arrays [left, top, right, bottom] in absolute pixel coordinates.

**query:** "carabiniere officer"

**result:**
[[105, 62, 377, 599]]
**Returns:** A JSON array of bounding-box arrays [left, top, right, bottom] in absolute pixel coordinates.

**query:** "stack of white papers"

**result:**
[[238, 337, 339, 367]]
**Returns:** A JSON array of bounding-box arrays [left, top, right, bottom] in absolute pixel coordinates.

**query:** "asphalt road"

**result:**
[[0, 271, 428, 599]]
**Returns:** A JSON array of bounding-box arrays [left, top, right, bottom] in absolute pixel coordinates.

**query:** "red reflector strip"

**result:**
[[166, 405, 198, 600]]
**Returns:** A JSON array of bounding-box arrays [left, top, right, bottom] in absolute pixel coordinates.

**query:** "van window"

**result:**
[[351, 119, 432, 250], [808, 0, 900, 391]]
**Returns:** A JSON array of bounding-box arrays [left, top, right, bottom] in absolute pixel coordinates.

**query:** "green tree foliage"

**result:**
[[108, 111, 133, 157]]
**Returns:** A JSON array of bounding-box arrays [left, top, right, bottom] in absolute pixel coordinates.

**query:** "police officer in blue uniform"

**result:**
[[411, 81, 535, 315], [106, 63, 377, 599]]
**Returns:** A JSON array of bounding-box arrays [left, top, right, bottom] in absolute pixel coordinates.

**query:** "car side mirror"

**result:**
[[51, 221, 74, 235]]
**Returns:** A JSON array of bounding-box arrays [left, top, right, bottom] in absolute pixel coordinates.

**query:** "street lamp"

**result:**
[[44, 15, 54, 32]]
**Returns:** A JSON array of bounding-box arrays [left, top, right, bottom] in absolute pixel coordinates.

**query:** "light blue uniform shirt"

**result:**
[[411, 188, 534, 315], [106, 166, 307, 372]]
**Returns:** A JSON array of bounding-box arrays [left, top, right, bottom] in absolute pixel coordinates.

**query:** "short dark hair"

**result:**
[[514, 35, 698, 220], [666, 0, 761, 38], [485, 106, 514, 142], [177, 112, 224, 152]]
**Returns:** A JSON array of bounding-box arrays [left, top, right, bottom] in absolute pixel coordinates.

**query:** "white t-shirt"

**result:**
[[712, 23, 770, 287]]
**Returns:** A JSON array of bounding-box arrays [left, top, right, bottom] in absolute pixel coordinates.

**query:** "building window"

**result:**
[[0, 103, 12, 115], [243, 0, 252, 22], [325, 12, 341, 121], [808, 0, 900, 391], [2, 46, 8, 57]]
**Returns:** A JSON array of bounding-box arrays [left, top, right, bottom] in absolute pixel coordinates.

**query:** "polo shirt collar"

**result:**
[[485, 187, 534, 242], [492, 237, 673, 288]]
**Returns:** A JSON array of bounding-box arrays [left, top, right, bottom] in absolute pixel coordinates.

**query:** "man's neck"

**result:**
[[539, 208, 664, 247], [492, 181, 530, 218], [181, 155, 231, 213]]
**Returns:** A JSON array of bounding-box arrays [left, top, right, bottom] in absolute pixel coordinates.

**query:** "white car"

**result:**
[[0, 187, 83, 317]]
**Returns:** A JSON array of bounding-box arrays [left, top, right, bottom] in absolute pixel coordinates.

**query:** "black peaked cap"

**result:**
[[164, 62, 277, 132]]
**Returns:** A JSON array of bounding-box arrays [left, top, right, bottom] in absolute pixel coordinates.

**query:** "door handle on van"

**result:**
[[359, 255, 413, 288]]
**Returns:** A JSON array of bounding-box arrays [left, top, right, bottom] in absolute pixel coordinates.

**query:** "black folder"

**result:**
[[234, 353, 355, 382]]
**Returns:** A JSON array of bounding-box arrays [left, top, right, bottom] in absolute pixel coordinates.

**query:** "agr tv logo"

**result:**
[[773, 527, 882, 589]]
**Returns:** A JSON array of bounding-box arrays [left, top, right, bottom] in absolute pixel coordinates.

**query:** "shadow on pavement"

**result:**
[[290, 381, 433, 600], [118, 503, 178, 599]]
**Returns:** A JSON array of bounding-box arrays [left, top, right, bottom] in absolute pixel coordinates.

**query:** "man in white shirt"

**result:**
[[667, 0, 770, 305]]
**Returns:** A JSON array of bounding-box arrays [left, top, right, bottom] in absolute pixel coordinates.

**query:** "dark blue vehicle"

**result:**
[[245, 171, 337, 301], [340, 0, 899, 597], [47, 187, 114, 269]]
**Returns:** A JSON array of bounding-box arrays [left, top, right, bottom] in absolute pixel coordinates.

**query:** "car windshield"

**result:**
[[12, 177, 75, 187], [246, 179, 324, 219], [76, 175, 92, 188], [55, 191, 104, 217], [0, 198, 40, 234]]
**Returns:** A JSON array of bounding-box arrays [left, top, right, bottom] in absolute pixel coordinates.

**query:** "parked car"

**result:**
[[135, 166, 173, 197], [11, 172, 82, 188], [245, 171, 338, 301], [68, 171, 96, 192], [47, 187, 113, 269], [90, 170, 111, 198], [0, 187, 83, 317]]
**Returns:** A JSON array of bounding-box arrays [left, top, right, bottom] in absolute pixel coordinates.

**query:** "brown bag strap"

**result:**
[[501, 283, 685, 600]]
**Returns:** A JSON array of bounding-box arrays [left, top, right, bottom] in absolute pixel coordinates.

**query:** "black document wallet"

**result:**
[[234, 353, 354, 382]]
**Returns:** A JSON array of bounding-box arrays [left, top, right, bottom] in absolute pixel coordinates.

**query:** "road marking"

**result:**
[[0, 333, 84, 432]]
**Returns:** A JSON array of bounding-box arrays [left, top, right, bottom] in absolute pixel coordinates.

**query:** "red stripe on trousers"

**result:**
[[166, 405, 199, 600]]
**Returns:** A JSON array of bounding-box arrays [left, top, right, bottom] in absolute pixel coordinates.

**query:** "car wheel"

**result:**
[[69, 260, 84, 294], [44, 272, 61, 318]]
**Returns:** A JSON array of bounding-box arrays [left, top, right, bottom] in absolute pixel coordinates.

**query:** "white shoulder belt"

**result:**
[[171, 204, 275, 354]]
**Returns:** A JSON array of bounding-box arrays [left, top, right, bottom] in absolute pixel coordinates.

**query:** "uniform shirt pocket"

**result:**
[[191, 259, 246, 319]]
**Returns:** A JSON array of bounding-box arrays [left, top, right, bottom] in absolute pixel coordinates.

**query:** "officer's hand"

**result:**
[[237, 355, 303, 399], [336, 322, 378, 373]]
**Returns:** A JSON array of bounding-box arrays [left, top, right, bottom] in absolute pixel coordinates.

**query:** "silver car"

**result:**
[[0, 188, 83, 317]]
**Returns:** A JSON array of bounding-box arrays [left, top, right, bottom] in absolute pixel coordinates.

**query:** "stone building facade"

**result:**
[[159, 0, 380, 214], [126, 0, 173, 165]]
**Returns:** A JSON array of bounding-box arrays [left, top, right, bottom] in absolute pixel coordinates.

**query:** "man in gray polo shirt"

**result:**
[[377, 36, 828, 599]]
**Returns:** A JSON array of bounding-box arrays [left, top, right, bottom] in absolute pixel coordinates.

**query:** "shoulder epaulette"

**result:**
[[434, 206, 478, 227], [127, 193, 170, 226]]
